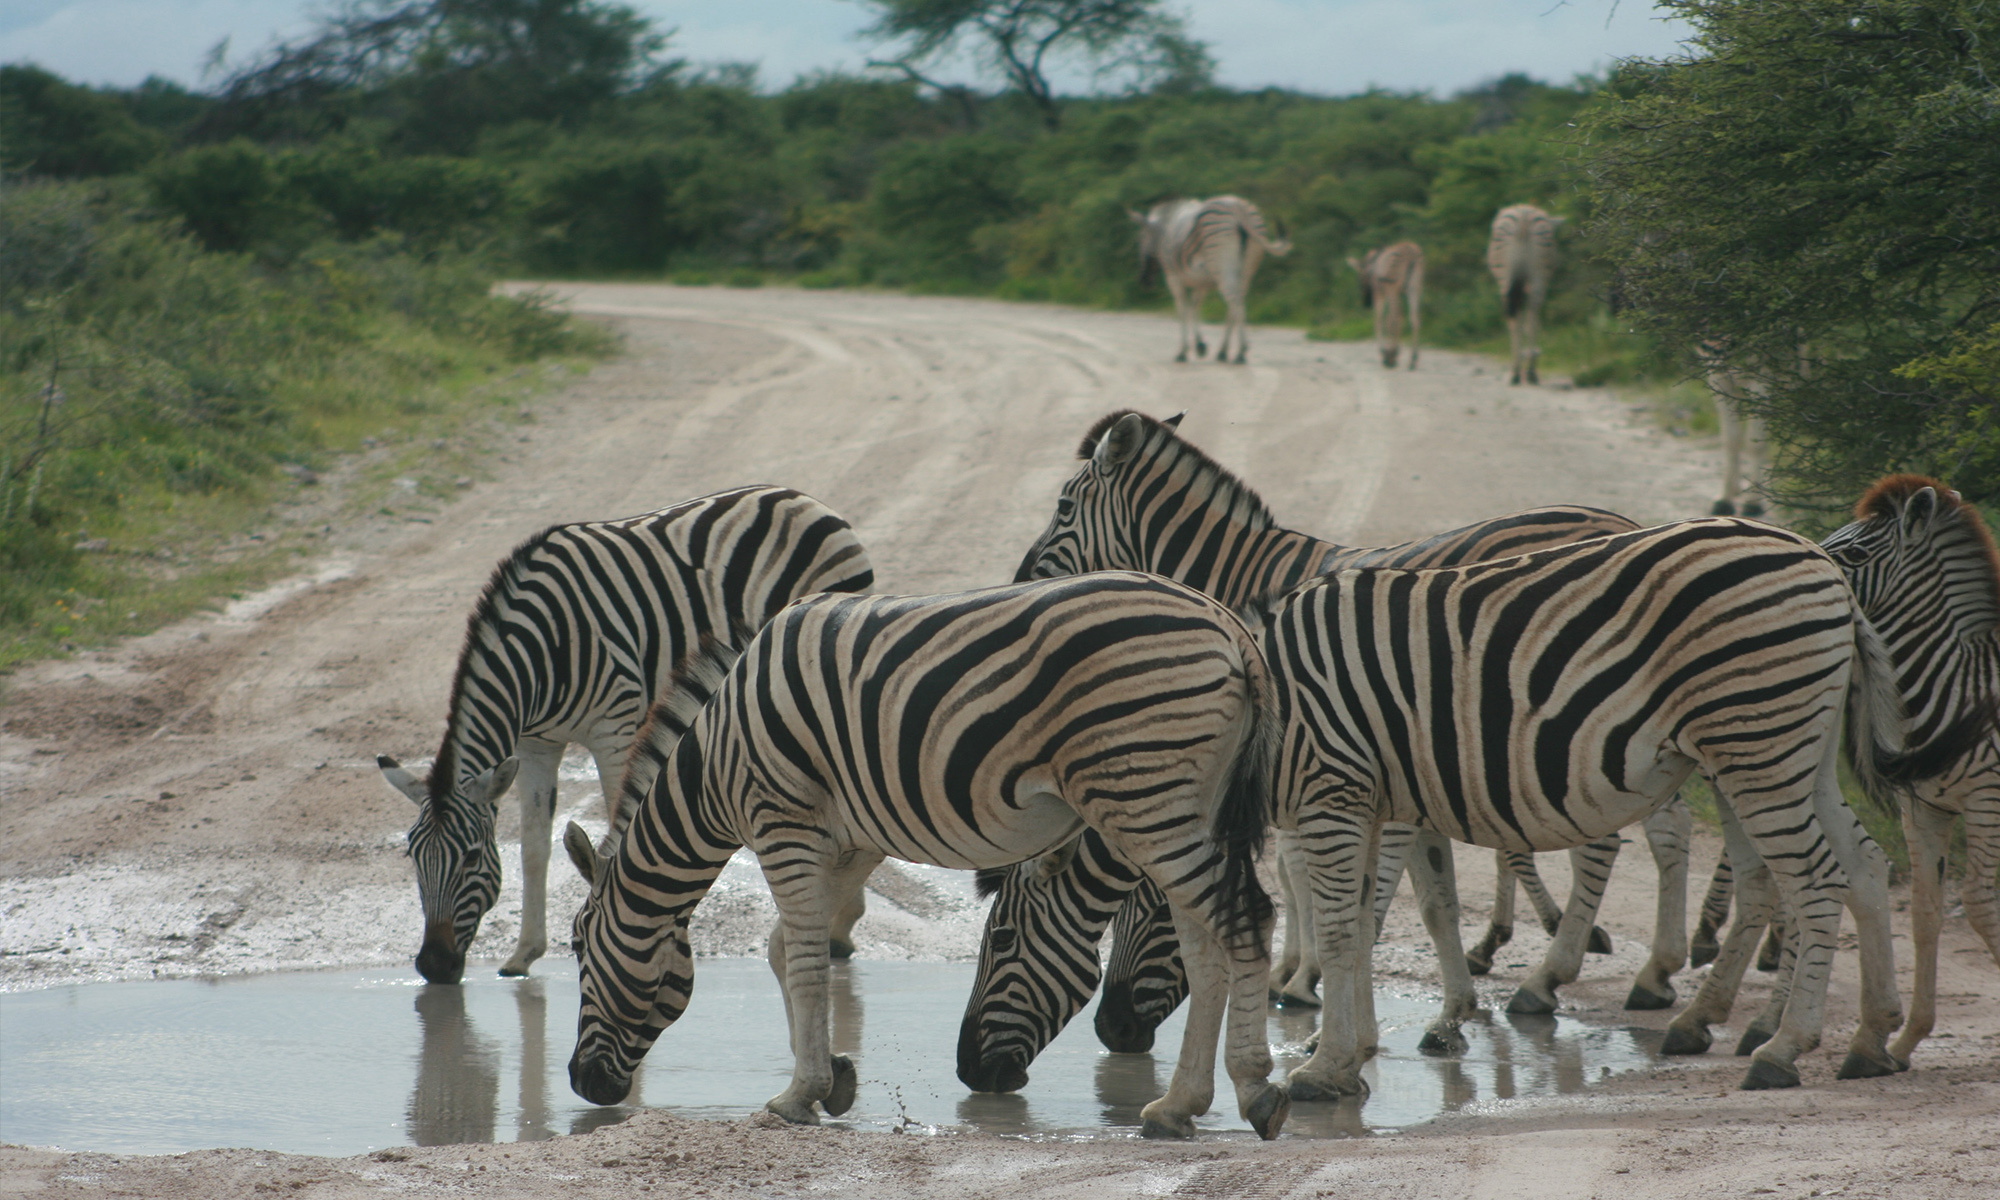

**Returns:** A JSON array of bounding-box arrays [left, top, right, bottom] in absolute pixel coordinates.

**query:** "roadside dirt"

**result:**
[[1, 286, 1993, 1197]]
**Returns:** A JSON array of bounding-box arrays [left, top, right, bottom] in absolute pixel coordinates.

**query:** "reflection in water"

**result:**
[[1092, 1050, 1162, 1127], [514, 980, 553, 1142], [956, 1090, 1031, 1134], [829, 963, 865, 1058], [408, 985, 498, 1146]]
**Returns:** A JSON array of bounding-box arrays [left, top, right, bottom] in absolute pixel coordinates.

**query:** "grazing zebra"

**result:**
[[378, 486, 873, 984], [1688, 476, 1999, 1066], [563, 572, 1291, 1141], [1132, 196, 1291, 364], [1486, 204, 1561, 385], [1267, 517, 1950, 1098], [1347, 242, 1424, 369], [989, 408, 1691, 1062], [1700, 341, 1770, 516]]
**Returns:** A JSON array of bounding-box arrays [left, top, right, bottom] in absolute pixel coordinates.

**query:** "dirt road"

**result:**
[[2, 286, 1993, 1197]]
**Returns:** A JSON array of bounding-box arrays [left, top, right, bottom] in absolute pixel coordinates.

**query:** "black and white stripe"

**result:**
[[1269, 517, 1940, 1097], [380, 485, 873, 984], [565, 572, 1290, 1141]]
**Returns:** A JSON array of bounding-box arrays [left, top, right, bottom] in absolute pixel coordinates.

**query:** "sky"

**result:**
[[1, 0, 1696, 96]]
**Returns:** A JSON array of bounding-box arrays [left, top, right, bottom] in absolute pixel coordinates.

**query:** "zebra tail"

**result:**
[[1504, 274, 1528, 318], [1211, 614, 1279, 950], [604, 633, 749, 854], [1843, 611, 1995, 816]]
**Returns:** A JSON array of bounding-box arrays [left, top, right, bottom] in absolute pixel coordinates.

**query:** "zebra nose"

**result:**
[[415, 927, 465, 985], [1093, 981, 1156, 1053], [955, 1016, 1030, 1093], [569, 1051, 632, 1106]]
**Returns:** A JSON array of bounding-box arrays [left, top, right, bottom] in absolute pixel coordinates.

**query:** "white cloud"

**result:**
[[1, 0, 1694, 96]]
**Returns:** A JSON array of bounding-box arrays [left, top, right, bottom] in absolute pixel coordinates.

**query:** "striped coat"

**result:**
[[1487, 204, 1560, 385], [1132, 196, 1291, 364], [381, 486, 872, 984]]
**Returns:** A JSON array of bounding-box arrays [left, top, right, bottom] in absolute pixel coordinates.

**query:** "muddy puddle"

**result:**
[[0, 958, 1664, 1156]]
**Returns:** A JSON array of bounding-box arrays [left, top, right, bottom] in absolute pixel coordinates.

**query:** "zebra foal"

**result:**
[[1133, 196, 1291, 364], [563, 572, 1290, 1140], [1487, 204, 1560, 385], [1270, 517, 1958, 1099], [379, 485, 873, 984], [1347, 242, 1424, 369]]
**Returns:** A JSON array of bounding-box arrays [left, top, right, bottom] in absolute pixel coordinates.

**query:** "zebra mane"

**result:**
[[974, 866, 1011, 898], [1856, 474, 2000, 636], [1075, 410, 1280, 533], [428, 521, 579, 807], [609, 634, 747, 843]]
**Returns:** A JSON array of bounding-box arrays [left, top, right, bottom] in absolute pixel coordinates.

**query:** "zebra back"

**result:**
[[1487, 204, 1558, 316]]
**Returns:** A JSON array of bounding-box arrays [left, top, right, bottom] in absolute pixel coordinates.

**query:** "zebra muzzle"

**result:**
[[955, 1016, 1031, 1094], [415, 920, 465, 985], [1093, 981, 1157, 1053], [569, 1050, 633, 1106]]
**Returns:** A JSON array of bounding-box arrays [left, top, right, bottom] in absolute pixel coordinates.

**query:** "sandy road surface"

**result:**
[[2, 286, 1994, 1197]]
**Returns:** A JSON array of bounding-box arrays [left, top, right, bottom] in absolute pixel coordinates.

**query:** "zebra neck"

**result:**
[[1148, 522, 1337, 609], [617, 736, 744, 911]]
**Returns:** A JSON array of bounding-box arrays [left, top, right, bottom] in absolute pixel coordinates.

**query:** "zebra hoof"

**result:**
[[823, 1055, 858, 1116], [1742, 499, 1766, 519], [1465, 952, 1494, 977], [1286, 1070, 1366, 1102], [498, 962, 531, 978], [1245, 1083, 1290, 1140], [1710, 499, 1737, 516], [1275, 989, 1321, 1010], [1661, 1024, 1712, 1056], [1624, 982, 1675, 1011], [1586, 926, 1614, 955], [1506, 987, 1557, 1017], [1690, 939, 1720, 968], [829, 938, 855, 961], [1740, 1057, 1800, 1091], [1175, 351, 1188, 363], [1735, 1026, 1775, 1056], [1417, 1023, 1467, 1057], [1139, 1110, 1196, 1140], [1836, 1050, 1900, 1081], [766, 1097, 821, 1125]]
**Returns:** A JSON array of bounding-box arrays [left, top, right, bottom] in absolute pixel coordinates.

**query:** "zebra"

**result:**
[[1683, 476, 1999, 1066], [1131, 196, 1291, 365], [1265, 517, 1959, 1098], [377, 485, 873, 984], [1699, 340, 1770, 517], [1347, 242, 1424, 369], [560, 572, 1291, 1141], [980, 408, 1690, 1062], [1487, 204, 1561, 385]]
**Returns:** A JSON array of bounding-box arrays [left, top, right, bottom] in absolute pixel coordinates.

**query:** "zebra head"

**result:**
[[1012, 410, 1183, 584], [1824, 476, 1999, 624], [957, 835, 1136, 1093], [1092, 880, 1187, 1053], [561, 820, 695, 1107], [383, 754, 517, 985]]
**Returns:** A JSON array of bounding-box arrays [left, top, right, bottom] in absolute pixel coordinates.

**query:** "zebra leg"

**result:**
[[1522, 299, 1542, 385], [1714, 385, 1745, 516], [1189, 284, 1212, 360], [762, 847, 879, 1123], [1514, 851, 1569, 939], [1664, 808, 1772, 1057], [1222, 277, 1250, 364], [1508, 834, 1620, 1015], [1810, 767, 1903, 1079], [1467, 848, 1514, 975], [1269, 830, 1303, 999], [1736, 916, 1796, 1055], [828, 878, 868, 960], [1405, 829, 1476, 1055], [1142, 902, 1286, 1139], [500, 738, 566, 978], [1692, 853, 1734, 968], [1373, 823, 1414, 939], [1962, 789, 2000, 965], [1275, 830, 1321, 1006], [1288, 807, 1380, 1101], [1627, 797, 1693, 1010], [1756, 914, 1787, 972], [1405, 274, 1421, 370]]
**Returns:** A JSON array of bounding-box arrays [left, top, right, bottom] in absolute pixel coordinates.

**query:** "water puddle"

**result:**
[[0, 959, 1661, 1156]]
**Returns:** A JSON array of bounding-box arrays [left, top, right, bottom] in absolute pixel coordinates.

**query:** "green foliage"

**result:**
[[1, 65, 165, 179], [1587, 0, 2000, 512]]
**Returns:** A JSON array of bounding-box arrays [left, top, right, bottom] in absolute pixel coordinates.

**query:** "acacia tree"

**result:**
[[1586, 0, 2000, 510], [861, 0, 1212, 130]]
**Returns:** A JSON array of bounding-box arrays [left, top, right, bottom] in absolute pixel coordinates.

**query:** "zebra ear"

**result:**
[[377, 755, 427, 805], [1163, 412, 1184, 430], [1900, 487, 1940, 542], [564, 820, 604, 886], [1035, 837, 1081, 879], [469, 756, 520, 807], [1095, 412, 1148, 470], [1127, 209, 1146, 225]]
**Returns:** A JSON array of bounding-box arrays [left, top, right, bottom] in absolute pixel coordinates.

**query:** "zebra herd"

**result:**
[[384, 410, 1997, 1140]]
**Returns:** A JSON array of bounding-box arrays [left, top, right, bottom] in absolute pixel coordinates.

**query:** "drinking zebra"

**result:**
[[378, 485, 873, 984], [974, 409, 1692, 1067], [1487, 204, 1561, 385], [562, 572, 1291, 1141], [1132, 196, 1291, 364], [1266, 517, 1952, 1098], [1682, 476, 1999, 1066], [1347, 242, 1424, 369]]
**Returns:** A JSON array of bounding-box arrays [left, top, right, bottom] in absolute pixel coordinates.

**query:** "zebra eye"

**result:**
[[990, 928, 1018, 956], [1054, 499, 1076, 523], [1833, 545, 1873, 568]]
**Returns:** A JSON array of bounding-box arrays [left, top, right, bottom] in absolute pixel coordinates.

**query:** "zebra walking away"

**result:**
[[1487, 204, 1560, 385], [562, 572, 1290, 1140], [989, 409, 1693, 1065], [1133, 196, 1291, 364], [1267, 517, 1963, 1098], [1347, 242, 1424, 369], [379, 486, 873, 984]]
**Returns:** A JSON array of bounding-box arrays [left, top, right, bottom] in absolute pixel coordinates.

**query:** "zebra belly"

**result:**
[[1384, 746, 1695, 854]]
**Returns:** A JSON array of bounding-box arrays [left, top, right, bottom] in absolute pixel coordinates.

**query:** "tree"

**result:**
[[860, 0, 1212, 130], [0, 65, 164, 179], [1586, 1, 2000, 510], [206, 0, 666, 153]]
